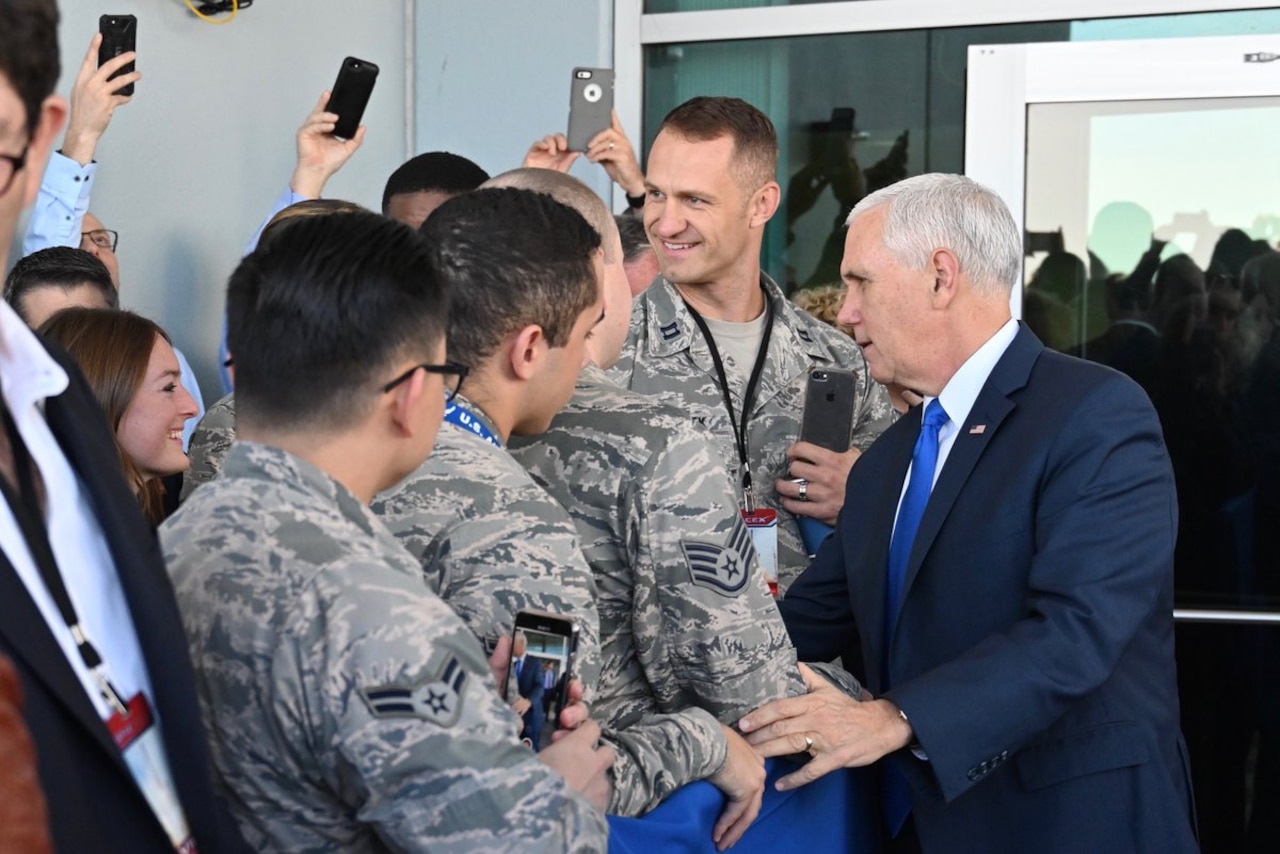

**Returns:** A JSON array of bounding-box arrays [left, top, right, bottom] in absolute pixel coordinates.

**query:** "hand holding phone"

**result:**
[[567, 68, 614, 153], [800, 369, 857, 453], [328, 56, 379, 140], [504, 610, 579, 751]]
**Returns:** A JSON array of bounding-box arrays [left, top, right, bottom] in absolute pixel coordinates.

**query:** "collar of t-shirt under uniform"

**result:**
[[645, 275, 824, 363]]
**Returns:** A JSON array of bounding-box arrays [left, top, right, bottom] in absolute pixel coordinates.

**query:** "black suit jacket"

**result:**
[[0, 342, 248, 853], [780, 325, 1197, 853]]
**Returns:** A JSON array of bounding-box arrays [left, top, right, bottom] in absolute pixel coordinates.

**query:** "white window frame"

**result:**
[[612, 0, 1279, 208], [965, 31, 1280, 312]]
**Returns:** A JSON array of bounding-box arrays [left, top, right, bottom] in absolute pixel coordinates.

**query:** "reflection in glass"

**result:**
[[1025, 95, 1280, 854]]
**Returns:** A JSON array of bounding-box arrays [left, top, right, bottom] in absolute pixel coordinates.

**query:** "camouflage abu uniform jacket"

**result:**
[[372, 401, 728, 817], [159, 441, 607, 853], [608, 275, 896, 593], [509, 363, 805, 732], [180, 392, 236, 500]]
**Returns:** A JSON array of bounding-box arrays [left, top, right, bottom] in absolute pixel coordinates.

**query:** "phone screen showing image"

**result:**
[[505, 611, 577, 751]]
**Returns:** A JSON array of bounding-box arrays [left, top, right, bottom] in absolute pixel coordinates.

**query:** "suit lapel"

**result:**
[[850, 414, 918, 690], [898, 327, 1043, 614], [0, 555, 125, 761]]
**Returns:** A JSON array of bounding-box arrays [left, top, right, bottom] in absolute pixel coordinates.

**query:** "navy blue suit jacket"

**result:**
[[515, 656, 545, 741], [780, 326, 1197, 853], [0, 342, 249, 853]]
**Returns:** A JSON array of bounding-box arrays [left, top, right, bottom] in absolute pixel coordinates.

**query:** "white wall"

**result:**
[[51, 0, 411, 401], [413, 0, 615, 207], [45, 1, 619, 402]]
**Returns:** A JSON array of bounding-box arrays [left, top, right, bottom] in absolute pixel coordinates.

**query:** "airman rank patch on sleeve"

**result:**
[[681, 516, 756, 597], [360, 656, 468, 727]]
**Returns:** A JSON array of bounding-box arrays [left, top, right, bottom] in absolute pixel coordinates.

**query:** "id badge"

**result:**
[[106, 692, 197, 853], [742, 508, 779, 597]]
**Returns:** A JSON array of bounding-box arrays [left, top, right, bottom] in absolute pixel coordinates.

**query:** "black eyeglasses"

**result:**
[[382, 361, 469, 402], [81, 229, 120, 252], [0, 144, 29, 197]]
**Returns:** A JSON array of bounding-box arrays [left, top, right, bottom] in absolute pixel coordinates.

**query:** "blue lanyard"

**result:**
[[444, 401, 502, 448]]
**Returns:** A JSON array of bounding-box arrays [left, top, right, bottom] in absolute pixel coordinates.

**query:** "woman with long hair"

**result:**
[[38, 308, 198, 524]]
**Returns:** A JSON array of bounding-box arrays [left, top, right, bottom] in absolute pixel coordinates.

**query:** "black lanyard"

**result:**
[[0, 402, 129, 715], [683, 291, 774, 511]]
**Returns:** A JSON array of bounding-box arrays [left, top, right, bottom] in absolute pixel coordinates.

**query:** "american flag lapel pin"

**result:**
[[969, 424, 986, 435]]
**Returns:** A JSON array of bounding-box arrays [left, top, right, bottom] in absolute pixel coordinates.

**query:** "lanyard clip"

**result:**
[[94, 670, 129, 717]]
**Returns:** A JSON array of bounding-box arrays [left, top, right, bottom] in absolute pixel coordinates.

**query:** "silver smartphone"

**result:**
[[567, 67, 614, 152]]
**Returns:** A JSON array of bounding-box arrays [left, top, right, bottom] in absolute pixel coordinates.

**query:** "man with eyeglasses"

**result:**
[[1, 2, 251, 851], [160, 209, 612, 851], [18, 28, 206, 448]]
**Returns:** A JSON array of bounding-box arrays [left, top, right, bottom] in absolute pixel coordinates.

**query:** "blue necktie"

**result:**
[[881, 398, 948, 838]]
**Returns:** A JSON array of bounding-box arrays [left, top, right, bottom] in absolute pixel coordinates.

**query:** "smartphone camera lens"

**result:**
[[813, 371, 828, 382]]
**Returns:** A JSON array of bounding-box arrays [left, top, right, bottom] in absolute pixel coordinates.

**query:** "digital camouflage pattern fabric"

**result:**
[[372, 404, 728, 817], [608, 275, 896, 593], [160, 441, 607, 852], [509, 364, 805, 733], [180, 392, 236, 500]]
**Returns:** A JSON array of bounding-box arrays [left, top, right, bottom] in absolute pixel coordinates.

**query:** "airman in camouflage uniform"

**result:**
[[509, 363, 806, 732], [180, 392, 236, 500], [373, 402, 729, 818], [609, 274, 895, 592], [160, 441, 608, 852]]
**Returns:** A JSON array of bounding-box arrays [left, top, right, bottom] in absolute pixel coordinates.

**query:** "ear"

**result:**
[[385, 367, 427, 438], [929, 247, 962, 308], [21, 95, 68, 209], [748, 180, 781, 229], [507, 324, 547, 381]]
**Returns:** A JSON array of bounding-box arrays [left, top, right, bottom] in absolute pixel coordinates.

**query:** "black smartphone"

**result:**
[[328, 56, 379, 140], [567, 67, 614, 152], [800, 368, 857, 453], [504, 610, 579, 750], [98, 14, 137, 97]]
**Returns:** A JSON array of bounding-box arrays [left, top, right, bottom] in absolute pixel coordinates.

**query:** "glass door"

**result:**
[[967, 34, 1280, 853]]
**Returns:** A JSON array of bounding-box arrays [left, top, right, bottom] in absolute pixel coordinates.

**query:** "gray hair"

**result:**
[[845, 174, 1021, 297]]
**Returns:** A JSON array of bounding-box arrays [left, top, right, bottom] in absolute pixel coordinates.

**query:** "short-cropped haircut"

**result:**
[[226, 210, 448, 434], [419, 187, 601, 370], [381, 151, 490, 214], [658, 96, 778, 195], [483, 168, 617, 263], [5, 247, 118, 321]]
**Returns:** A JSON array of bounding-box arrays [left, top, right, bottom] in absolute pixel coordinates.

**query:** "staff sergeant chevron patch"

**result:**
[[360, 656, 468, 727], [681, 516, 756, 597]]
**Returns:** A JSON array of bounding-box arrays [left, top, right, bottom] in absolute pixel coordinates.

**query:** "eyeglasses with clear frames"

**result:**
[[382, 361, 469, 402], [81, 229, 119, 252], [0, 144, 30, 197]]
